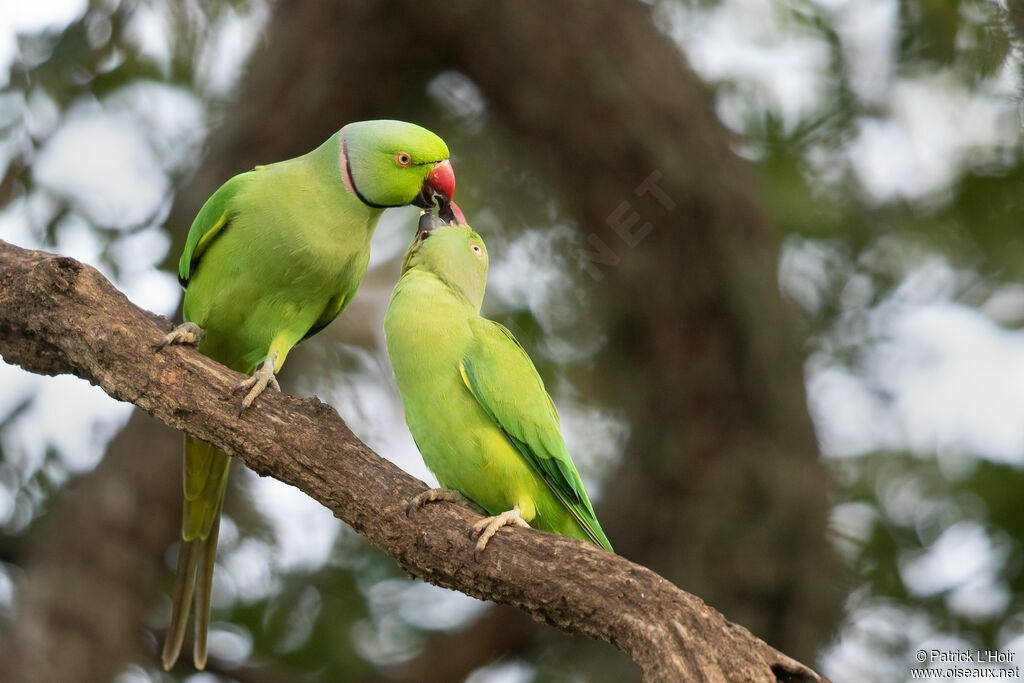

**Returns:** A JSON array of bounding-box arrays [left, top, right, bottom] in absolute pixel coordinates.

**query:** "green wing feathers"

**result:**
[[178, 173, 253, 287], [461, 319, 612, 551]]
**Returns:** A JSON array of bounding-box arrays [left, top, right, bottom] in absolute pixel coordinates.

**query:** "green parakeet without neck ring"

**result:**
[[384, 207, 613, 556], [157, 120, 454, 670]]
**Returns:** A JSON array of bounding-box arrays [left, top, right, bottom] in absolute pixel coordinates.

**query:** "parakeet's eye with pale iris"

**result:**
[[395, 152, 412, 167], [470, 243, 484, 258]]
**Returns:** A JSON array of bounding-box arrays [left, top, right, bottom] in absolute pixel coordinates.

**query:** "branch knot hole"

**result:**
[[41, 256, 84, 294]]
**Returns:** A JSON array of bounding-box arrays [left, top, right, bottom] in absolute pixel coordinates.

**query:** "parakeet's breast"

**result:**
[[384, 273, 543, 515], [183, 161, 381, 371]]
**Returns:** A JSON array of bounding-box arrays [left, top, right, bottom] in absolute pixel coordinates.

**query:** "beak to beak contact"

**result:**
[[412, 159, 455, 209], [418, 210, 447, 235]]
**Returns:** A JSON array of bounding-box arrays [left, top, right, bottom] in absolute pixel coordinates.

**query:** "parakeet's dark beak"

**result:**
[[417, 209, 448, 237], [412, 159, 456, 209]]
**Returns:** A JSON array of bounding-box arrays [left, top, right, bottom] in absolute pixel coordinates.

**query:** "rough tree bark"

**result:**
[[0, 240, 825, 682]]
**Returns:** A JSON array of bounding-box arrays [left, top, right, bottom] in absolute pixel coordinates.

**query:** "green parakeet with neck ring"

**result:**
[[158, 119, 454, 670]]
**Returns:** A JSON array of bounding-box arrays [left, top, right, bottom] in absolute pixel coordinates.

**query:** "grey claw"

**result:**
[[156, 322, 204, 352], [406, 488, 484, 517], [233, 352, 279, 416], [470, 509, 530, 556]]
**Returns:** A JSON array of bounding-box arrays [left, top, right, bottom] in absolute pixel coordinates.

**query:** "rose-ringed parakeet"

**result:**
[[157, 120, 454, 670], [384, 209, 612, 555]]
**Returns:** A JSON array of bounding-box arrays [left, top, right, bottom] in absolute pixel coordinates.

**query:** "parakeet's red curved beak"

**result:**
[[427, 159, 455, 200], [412, 159, 455, 209]]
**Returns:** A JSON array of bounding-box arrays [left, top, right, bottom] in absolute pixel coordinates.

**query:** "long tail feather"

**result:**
[[193, 511, 221, 670], [162, 538, 200, 670], [163, 436, 231, 670]]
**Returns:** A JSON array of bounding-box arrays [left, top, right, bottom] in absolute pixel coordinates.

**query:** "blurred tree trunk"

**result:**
[[1, 411, 181, 683], [167, 1, 839, 677]]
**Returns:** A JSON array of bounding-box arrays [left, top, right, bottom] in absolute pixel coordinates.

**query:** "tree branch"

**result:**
[[0, 239, 824, 683]]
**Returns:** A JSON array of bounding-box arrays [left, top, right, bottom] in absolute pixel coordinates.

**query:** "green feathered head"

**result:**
[[339, 120, 454, 208], [401, 205, 487, 308]]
